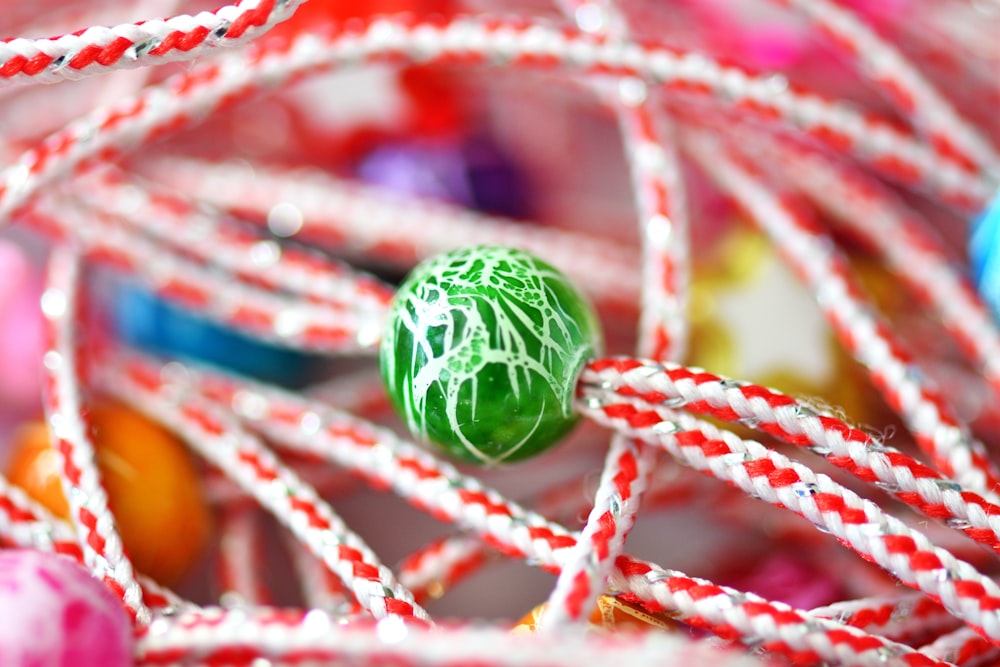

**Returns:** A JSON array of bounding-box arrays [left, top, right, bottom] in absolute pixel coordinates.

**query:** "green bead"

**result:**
[[380, 246, 602, 464]]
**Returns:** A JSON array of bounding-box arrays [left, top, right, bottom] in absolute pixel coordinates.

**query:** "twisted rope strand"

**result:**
[[98, 360, 431, 625], [0, 5, 997, 665], [0, 474, 85, 561], [118, 353, 948, 666], [40, 246, 149, 623], [0, 15, 989, 230], [577, 388, 1000, 643], [681, 129, 1000, 499], [0, 0, 309, 85], [285, 531, 365, 616], [776, 0, 1000, 173], [139, 156, 643, 310], [25, 196, 381, 353], [216, 505, 271, 607], [134, 607, 766, 667], [739, 132, 1000, 403], [581, 359, 1000, 556], [808, 593, 957, 644], [541, 0, 674, 630], [71, 167, 394, 314], [919, 626, 999, 666], [541, 434, 657, 627], [0, 474, 192, 613]]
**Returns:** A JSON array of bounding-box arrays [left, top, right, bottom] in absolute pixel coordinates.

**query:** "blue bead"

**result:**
[[111, 283, 318, 387], [970, 189, 1000, 321]]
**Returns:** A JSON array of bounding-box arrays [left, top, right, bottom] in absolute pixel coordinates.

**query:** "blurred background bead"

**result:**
[[111, 282, 318, 388], [357, 140, 474, 208], [687, 224, 884, 424], [6, 402, 212, 586], [512, 594, 680, 634], [970, 189, 1000, 322], [0, 549, 133, 667], [356, 132, 534, 220], [5, 422, 68, 518], [719, 551, 845, 610], [0, 239, 45, 418]]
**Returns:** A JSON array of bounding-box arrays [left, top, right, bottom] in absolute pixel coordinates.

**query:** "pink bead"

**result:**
[[724, 551, 844, 610], [0, 240, 44, 416], [0, 549, 133, 667], [739, 25, 805, 70]]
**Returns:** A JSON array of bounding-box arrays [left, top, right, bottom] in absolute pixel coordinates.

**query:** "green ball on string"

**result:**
[[379, 246, 602, 465]]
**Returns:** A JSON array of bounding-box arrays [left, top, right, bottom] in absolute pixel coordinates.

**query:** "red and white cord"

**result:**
[[26, 196, 381, 354], [0, 16, 990, 230], [777, 0, 1000, 174], [580, 359, 1000, 555], [285, 531, 365, 617], [575, 387, 1000, 641], [396, 468, 721, 605], [134, 607, 765, 667], [540, 105, 681, 621], [541, 434, 656, 627], [617, 98, 689, 362], [98, 359, 431, 625], [0, 474, 85, 563], [140, 156, 643, 311], [808, 593, 957, 645], [217, 504, 272, 607], [71, 167, 395, 314], [398, 535, 496, 606], [541, 0, 678, 631], [747, 133, 1000, 401], [681, 129, 1000, 499], [40, 246, 150, 623], [0, 474, 192, 614], [0, 0, 309, 85], [120, 353, 945, 666], [918, 626, 999, 667]]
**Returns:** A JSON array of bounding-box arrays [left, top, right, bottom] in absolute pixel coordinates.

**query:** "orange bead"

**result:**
[[5, 402, 212, 586], [512, 595, 679, 634], [6, 422, 70, 518]]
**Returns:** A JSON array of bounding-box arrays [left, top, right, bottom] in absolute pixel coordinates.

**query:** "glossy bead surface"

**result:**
[[6, 403, 212, 586], [971, 189, 1000, 321], [380, 246, 601, 464], [0, 549, 133, 667]]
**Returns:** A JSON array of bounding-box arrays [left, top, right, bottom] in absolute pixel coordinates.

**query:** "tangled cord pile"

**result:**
[[2, 0, 1000, 665]]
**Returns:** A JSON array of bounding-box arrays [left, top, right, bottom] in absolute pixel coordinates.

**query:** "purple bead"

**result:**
[[461, 134, 533, 220], [356, 141, 474, 207], [0, 550, 133, 667], [355, 134, 533, 219]]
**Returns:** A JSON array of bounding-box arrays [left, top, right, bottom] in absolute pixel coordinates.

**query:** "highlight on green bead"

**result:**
[[379, 245, 603, 465]]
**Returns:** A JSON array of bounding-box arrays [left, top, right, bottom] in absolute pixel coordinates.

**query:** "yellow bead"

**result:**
[[688, 226, 887, 424], [512, 595, 679, 634], [6, 403, 212, 586]]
